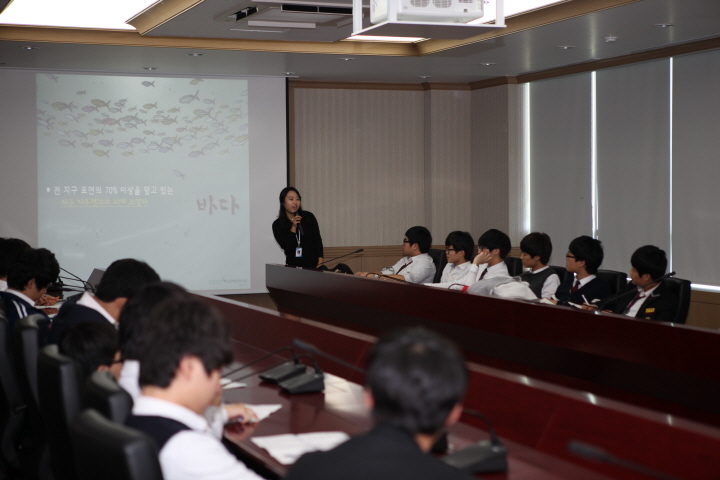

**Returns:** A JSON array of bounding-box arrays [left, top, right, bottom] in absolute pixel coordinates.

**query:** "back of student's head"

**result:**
[[59, 321, 119, 380], [477, 229, 511, 259], [0, 238, 32, 278], [568, 235, 604, 274], [366, 328, 467, 436], [631, 245, 667, 280], [520, 232, 553, 265], [136, 297, 233, 388], [405, 226, 432, 254], [119, 281, 187, 361], [95, 259, 160, 303], [7, 247, 59, 291], [445, 231, 474, 261]]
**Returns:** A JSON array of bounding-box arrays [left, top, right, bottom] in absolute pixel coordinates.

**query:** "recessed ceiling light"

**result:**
[[653, 23, 674, 28], [283, 72, 296, 75], [143, 67, 157, 70], [417, 75, 431, 79], [19, 45, 38, 50], [338, 57, 354, 61], [557, 45, 575, 50], [480, 62, 497, 66], [604, 36, 617, 43], [346, 35, 425, 43], [187, 53, 204, 57]]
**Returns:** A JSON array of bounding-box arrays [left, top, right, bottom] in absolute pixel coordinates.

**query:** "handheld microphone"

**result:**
[[568, 440, 681, 480], [316, 249, 364, 268]]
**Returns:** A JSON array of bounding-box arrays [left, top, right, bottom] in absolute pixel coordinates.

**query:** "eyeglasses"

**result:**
[[445, 248, 458, 253], [566, 254, 576, 259], [402, 239, 411, 243]]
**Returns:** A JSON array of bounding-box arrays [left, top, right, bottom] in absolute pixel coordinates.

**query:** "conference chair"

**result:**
[[70, 409, 164, 480], [504, 257, 524, 277], [38, 345, 83, 480], [428, 248, 448, 283], [0, 312, 25, 471], [663, 277, 692, 324], [84, 370, 133, 423], [596, 269, 628, 297], [549, 266, 569, 284], [13, 314, 55, 480]]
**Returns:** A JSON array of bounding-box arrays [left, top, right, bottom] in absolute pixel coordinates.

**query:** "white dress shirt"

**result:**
[[381, 253, 436, 284], [437, 261, 472, 284], [428, 261, 509, 290], [528, 266, 561, 299], [77, 291, 117, 326], [120, 360, 228, 438], [132, 396, 263, 480], [0, 279, 7, 291]]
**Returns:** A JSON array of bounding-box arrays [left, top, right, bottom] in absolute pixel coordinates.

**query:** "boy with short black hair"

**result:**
[[59, 321, 122, 380], [425, 231, 474, 285], [47, 258, 160, 344], [356, 226, 435, 284], [519, 232, 560, 298], [0, 247, 60, 334], [285, 328, 473, 480], [550, 235, 611, 307], [601, 245, 679, 322], [125, 297, 262, 480], [429, 229, 511, 291], [0, 237, 31, 292]]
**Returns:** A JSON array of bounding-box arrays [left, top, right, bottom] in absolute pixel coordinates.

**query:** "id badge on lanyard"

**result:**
[[295, 230, 302, 258]]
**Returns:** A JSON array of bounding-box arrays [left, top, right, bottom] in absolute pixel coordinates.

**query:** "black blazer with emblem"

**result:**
[[603, 281, 679, 322]]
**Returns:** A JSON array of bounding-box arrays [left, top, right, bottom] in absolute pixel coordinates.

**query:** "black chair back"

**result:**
[[663, 277, 692, 324], [15, 314, 45, 408], [84, 371, 133, 423], [428, 249, 448, 283], [596, 269, 628, 297], [38, 344, 83, 480], [549, 265, 569, 284], [70, 409, 164, 480], [0, 313, 25, 470], [504, 257, 524, 277]]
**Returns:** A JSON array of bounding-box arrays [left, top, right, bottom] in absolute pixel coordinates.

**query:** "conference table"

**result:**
[[199, 280, 720, 480], [266, 264, 720, 427]]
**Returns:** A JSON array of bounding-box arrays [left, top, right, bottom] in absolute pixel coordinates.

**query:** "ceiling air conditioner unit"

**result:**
[[370, 0, 483, 24]]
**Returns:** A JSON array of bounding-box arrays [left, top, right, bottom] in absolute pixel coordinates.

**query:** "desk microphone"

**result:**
[[441, 409, 508, 474], [292, 339, 365, 374], [598, 271, 676, 311], [222, 346, 306, 384], [568, 440, 681, 480], [316, 249, 364, 269], [60, 267, 95, 292]]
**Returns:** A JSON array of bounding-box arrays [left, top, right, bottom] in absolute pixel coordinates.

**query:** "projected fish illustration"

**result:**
[[37, 75, 250, 179]]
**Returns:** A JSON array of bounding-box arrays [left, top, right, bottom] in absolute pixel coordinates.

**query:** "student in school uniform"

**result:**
[[549, 235, 611, 307], [425, 231, 474, 286], [356, 226, 436, 284], [601, 245, 679, 322], [428, 229, 511, 291], [518, 232, 560, 299]]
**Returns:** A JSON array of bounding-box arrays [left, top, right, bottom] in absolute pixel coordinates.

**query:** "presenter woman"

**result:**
[[272, 187, 324, 268]]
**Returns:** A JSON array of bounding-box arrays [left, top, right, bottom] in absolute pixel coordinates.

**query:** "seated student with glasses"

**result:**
[[547, 235, 611, 308], [355, 226, 435, 284], [427, 229, 511, 291], [424, 231, 474, 286]]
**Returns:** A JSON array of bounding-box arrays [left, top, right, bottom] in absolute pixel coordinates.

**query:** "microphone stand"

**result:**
[[316, 249, 364, 269]]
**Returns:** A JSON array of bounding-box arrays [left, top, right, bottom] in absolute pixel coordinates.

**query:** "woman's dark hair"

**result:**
[[277, 186, 303, 219], [118, 282, 187, 360]]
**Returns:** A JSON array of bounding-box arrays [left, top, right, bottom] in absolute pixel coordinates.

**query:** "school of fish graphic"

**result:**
[[37, 75, 249, 166]]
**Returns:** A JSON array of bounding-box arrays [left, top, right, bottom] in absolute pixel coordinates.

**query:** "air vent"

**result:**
[[232, 7, 259, 21], [281, 4, 352, 14]]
